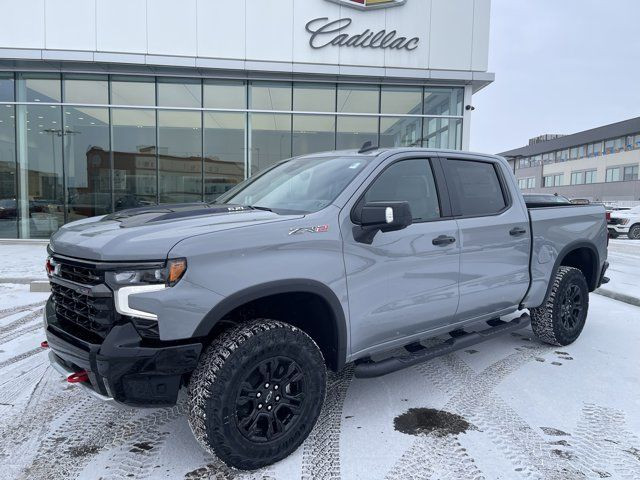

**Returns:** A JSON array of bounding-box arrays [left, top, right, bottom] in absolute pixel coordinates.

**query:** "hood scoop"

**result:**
[[102, 203, 254, 228]]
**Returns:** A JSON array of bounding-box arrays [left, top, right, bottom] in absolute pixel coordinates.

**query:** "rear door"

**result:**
[[441, 156, 531, 322], [341, 156, 460, 356]]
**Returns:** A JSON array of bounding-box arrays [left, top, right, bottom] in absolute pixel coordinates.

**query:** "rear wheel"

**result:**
[[608, 230, 619, 239], [530, 266, 589, 346], [629, 224, 640, 240], [188, 319, 326, 470]]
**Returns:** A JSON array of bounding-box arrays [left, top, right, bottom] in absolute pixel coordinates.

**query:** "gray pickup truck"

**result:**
[[44, 147, 608, 470]]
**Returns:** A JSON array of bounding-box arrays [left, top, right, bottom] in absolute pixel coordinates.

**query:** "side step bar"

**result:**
[[354, 314, 531, 379]]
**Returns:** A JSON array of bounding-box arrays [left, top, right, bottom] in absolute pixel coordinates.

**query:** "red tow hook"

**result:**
[[40, 340, 49, 348], [67, 370, 90, 383]]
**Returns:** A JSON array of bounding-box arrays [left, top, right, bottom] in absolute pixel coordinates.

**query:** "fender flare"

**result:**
[[193, 279, 348, 371], [541, 240, 601, 303]]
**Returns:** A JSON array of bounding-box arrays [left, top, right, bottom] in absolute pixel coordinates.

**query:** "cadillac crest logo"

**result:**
[[326, 0, 407, 10]]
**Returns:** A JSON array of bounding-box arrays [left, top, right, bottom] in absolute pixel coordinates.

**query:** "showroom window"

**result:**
[[1, 72, 468, 237], [0, 74, 16, 238], [292, 83, 336, 156], [570, 171, 584, 185], [544, 174, 564, 187], [584, 170, 597, 184]]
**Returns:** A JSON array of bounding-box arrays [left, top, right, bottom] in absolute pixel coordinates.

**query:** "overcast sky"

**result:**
[[470, 0, 640, 154]]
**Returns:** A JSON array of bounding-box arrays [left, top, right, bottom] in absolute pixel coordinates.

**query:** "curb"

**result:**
[[595, 288, 640, 308]]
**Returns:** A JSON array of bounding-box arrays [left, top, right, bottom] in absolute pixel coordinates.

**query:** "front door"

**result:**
[[341, 157, 460, 357]]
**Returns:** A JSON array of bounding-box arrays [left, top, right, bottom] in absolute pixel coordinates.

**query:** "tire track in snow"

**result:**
[[300, 364, 354, 480]]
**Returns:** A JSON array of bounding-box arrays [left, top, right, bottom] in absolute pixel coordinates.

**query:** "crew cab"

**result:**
[[43, 147, 608, 470]]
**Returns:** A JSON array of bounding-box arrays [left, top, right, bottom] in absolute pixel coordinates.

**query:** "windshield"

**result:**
[[215, 156, 371, 214]]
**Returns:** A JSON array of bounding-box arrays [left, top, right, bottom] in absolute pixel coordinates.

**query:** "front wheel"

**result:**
[[187, 319, 327, 470], [530, 266, 589, 346]]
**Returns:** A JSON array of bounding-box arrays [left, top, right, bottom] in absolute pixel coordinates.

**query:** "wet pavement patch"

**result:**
[[130, 442, 154, 453], [540, 427, 571, 436], [394, 408, 473, 437]]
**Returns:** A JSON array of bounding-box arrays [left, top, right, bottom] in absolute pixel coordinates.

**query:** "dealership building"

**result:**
[[501, 116, 640, 205], [0, 0, 492, 239]]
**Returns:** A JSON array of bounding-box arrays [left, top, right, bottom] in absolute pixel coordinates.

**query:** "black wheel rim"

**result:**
[[631, 227, 640, 240], [235, 356, 306, 443], [559, 284, 583, 330]]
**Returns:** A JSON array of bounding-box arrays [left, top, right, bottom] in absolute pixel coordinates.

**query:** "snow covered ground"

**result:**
[[0, 241, 638, 479]]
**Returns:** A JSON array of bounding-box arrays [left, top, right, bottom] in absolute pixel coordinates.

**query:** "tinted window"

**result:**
[[444, 159, 506, 216], [363, 159, 440, 221]]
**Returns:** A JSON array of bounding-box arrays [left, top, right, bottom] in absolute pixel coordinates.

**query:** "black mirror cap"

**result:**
[[360, 201, 413, 231]]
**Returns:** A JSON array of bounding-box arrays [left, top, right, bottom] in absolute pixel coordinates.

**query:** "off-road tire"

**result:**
[[629, 224, 640, 240], [187, 319, 327, 470], [530, 266, 589, 346]]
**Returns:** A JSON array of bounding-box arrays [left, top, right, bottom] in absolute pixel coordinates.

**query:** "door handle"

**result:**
[[432, 235, 456, 246], [510, 227, 527, 236]]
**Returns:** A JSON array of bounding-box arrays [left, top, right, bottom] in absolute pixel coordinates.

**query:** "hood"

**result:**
[[610, 208, 640, 219], [50, 203, 302, 261]]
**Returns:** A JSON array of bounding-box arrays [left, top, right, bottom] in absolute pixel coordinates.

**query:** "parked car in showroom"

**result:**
[[43, 147, 608, 470], [608, 205, 640, 239]]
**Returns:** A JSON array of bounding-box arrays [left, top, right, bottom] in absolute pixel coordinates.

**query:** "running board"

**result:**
[[353, 314, 531, 379]]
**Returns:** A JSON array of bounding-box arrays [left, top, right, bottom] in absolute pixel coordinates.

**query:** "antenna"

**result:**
[[358, 141, 379, 154]]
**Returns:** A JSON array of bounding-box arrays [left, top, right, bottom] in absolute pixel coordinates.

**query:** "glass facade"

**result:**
[[0, 72, 465, 238]]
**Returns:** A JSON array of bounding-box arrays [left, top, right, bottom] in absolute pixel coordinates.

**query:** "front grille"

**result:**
[[51, 283, 115, 341], [607, 218, 625, 226], [57, 262, 104, 285]]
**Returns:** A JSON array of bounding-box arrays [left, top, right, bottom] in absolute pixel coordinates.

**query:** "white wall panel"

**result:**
[[293, 0, 340, 66], [45, 0, 96, 51], [97, 0, 147, 54], [0, 0, 45, 49], [384, 0, 431, 69], [471, 0, 491, 71], [429, 0, 474, 71], [338, 5, 385, 67], [197, 0, 246, 59], [246, 0, 293, 62], [147, 0, 197, 57]]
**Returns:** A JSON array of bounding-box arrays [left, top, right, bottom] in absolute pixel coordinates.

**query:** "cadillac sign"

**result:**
[[326, 0, 407, 10], [307, 0, 419, 51]]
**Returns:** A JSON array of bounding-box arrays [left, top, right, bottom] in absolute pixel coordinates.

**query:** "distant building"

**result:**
[[500, 117, 640, 205]]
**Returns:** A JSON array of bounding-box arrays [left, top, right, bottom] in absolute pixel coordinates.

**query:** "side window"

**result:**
[[444, 159, 507, 216], [363, 159, 440, 221]]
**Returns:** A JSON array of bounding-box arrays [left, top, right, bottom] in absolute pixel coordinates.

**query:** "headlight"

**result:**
[[108, 258, 187, 287], [619, 218, 630, 225]]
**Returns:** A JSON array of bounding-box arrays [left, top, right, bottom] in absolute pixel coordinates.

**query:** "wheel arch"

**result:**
[[194, 279, 348, 371], [544, 241, 600, 301]]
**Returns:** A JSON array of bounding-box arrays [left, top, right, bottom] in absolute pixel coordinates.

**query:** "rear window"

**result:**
[[444, 159, 507, 216]]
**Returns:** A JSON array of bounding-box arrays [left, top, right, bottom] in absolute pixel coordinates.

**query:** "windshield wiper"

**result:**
[[247, 205, 273, 212]]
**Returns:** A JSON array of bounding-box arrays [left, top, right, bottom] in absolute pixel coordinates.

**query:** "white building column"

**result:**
[[461, 84, 473, 151]]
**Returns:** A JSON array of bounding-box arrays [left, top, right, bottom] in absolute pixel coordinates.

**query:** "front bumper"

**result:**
[[45, 300, 202, 407], [608, 224, 630, 234]]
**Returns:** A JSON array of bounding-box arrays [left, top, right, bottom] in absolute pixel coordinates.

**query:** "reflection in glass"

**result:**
[[380, 117, 422, 148], [423, 88, 463, 116], [18, 73, 61, 103], [63, 75, 108, 104], [0, 74, 14, 102], [111, 77, 155, 106], [293, 115, 335, 156], [293, 83, 336, 112], [158, 110, 202, 204], [337, 85, 379, 114], [204, 80, 246, 109], [380, 86, 422, 114], [158, 79, 202, 108], [336, 115, 378, 150], [250, 82, 291, 111], [111, 108, 157, 210], [423, 118, 462, 149], [250, 113, 291, 174], [204, 112, 245, 201], [17, 105, 65, 238], [0, 104, 17, 237], [63, 107, 111, 221]]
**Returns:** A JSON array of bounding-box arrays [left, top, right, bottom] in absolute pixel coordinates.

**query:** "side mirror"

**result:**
[[353, 201, 412, 244]]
